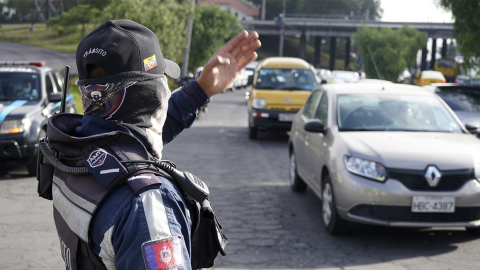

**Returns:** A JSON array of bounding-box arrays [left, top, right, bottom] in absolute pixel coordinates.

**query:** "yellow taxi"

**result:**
[[413, 70, 446, 86], [434, 58, 458, 82], [247, 57, 319, 139]]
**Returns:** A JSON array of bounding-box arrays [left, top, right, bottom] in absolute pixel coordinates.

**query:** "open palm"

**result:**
[[197, 30, 261, 97]]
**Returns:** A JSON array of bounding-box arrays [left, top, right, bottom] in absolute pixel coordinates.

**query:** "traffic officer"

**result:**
[[42, 19, 260, 270]]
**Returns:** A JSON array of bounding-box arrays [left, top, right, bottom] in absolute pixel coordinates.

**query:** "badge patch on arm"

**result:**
[[142, 236, 185, 270]]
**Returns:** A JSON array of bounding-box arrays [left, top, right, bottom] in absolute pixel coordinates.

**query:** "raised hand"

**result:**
[[197, 30, 261, 97]]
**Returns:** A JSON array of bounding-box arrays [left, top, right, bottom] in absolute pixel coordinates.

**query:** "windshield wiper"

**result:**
[[339, 128, 378, 131], [278, 86, 299, 90], [256, 86, 277, 90], [279, 86, 313, 91]]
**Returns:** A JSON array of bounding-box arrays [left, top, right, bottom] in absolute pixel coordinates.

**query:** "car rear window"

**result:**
[[422, 71, 445, 80], [255, 68, 317, 90], [0, 72, 41, 101]]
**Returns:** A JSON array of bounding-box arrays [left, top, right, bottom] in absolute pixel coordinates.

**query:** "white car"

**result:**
[[332, 70, 360, 83], [289, 83, 480, 234]]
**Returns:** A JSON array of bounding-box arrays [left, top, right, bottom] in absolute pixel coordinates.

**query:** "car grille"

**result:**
[[387, 168, 474, 191], [350, 205, 480, 222]]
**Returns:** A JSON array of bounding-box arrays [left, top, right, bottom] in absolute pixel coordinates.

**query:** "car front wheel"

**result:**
[[249, 126, 257, 139], [322, 175, 348, 234], [289, 151, 307, 192], [466, 227, 480, 235]]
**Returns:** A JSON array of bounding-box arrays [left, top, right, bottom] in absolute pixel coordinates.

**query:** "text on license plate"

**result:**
[[411, 196, 455, 213], [278, 113, 294, 122]]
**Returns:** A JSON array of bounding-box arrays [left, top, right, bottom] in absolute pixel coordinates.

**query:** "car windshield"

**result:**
[[436, 88, 480, 112], [0, 72, 41, 101], [255, 68, 317, 90], [337, 94, 463, 133]]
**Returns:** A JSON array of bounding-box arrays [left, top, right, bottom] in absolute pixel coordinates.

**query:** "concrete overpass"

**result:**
[[241, 18, 455, 71]]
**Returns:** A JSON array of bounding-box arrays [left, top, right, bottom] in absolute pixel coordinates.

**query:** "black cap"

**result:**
[[76, 19, 180, 80]]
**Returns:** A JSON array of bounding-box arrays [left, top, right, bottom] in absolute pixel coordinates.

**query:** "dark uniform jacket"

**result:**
[[51, 82, 209, 270]]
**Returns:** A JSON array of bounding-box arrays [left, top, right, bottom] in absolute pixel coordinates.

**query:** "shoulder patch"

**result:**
[[142, 236, 185, 270]]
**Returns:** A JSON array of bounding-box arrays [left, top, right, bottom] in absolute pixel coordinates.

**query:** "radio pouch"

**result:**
[[191, 199, 228, 269], [37, 138, 55, 200]]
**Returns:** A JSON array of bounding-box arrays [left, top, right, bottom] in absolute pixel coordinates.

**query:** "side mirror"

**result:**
[[248, 75, 254, 85], [48, 92, 62, 103], [304, 119, 325, 133], [465, 123, 479, 134]]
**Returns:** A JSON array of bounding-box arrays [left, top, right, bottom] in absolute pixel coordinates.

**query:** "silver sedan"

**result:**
[[288, 83, 480, 234]]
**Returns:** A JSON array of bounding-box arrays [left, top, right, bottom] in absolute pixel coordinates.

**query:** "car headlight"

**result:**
[[0, 118, 31, 134], [344, 156, 387, 182], [252, 98, 267, 109]]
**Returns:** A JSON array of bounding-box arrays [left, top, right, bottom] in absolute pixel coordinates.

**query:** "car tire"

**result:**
[[249, 126, 258, 140], [465, 227, 480, 235], [321, 175, 348, 234], [289, 151, 307, 192], [27, 129, 47, 176]]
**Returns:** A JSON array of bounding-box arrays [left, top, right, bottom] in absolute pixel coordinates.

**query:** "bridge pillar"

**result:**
[[441, 39, 447, 58], [299, 31, 306, 59], [430, 38, 437, 69], [329, 37, 336, 70], [314, 36, 322, 68], [345, 37, 351, 70], [421, 47, 427, 71]]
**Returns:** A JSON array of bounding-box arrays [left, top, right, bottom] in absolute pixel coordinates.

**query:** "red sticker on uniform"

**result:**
[[142, 236, 184, 270]]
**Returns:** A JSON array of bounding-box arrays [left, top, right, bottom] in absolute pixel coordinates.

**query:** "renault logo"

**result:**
[[425, 166, 442, 187]]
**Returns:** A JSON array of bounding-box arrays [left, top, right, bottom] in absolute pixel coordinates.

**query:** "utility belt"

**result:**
[[37, 126, 227, 270]]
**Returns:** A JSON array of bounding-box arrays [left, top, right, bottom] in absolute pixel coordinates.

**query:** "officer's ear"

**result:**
[[87, 64, 106, 79]]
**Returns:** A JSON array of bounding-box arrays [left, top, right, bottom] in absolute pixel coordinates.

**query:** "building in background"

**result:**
[[198, 0, 259, 21]]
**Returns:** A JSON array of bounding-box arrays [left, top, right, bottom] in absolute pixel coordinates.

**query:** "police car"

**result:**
[[0, 61, 76, 175]]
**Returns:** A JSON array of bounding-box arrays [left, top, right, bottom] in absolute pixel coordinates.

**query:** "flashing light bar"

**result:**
[[0, 61, 45, 67]]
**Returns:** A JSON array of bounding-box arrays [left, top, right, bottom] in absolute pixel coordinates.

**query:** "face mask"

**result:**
[[79, 81, 136, 119], [77, 73, 171, 159]]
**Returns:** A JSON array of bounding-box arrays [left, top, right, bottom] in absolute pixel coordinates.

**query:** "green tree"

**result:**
[[399, 25, 428, 69], [439, 0, 480, 67], [102, 0, 192, 64], [81, 0, 111, 10], [48, 4, 100, 36], [189, 4, 242, 72], [352, 25, 427, 82], [4, 0, 32, 23]]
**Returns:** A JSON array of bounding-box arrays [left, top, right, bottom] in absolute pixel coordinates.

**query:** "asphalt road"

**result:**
[[1, 87, 480, 270], [0, 41, 77, 74]]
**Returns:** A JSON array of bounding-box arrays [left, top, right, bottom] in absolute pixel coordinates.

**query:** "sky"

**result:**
[[380, 0, 453, 23]]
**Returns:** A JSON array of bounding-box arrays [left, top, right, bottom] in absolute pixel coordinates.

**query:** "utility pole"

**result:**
[[181, 0, 195, 77], [261, 0, 266, 20], [278, 0, 286, 56]]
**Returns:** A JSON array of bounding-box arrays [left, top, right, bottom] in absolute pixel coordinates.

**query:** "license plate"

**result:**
[[278, 113, 294, 122], [411, 196, 455, 213]]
